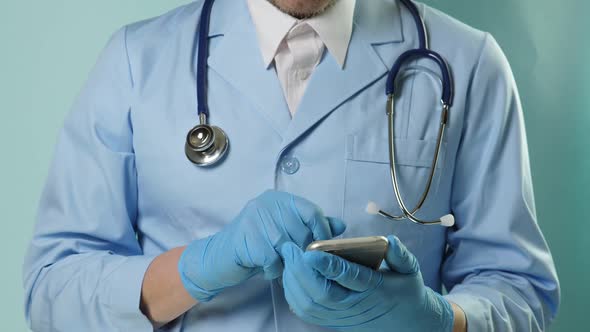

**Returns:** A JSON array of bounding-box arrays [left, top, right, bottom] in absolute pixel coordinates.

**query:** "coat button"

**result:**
[[280, 156, 300, 175]]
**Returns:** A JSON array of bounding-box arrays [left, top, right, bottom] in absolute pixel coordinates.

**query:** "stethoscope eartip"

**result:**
[[440, 214, 455, 227], [366, 201, 380, 215], [366, 201, 455, 227]]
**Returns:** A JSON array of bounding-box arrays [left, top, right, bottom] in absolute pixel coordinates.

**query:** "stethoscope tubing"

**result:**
[[378, 0, 455, 226], [382, 95, 449, 225], [196, 0, 215, 117], [190, 0, 456, 226], [186, 0, 229, 166]]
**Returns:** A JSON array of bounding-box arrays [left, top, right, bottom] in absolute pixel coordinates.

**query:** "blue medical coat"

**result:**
[[23, 0, 560, 331]]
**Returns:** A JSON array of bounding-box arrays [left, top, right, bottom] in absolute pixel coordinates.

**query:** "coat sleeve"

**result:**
[[442, 33, 560, 331], [22, 26, 156, 331]]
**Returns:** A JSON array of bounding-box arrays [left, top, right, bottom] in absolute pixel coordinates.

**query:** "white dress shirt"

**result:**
[[246, 0, 356, 116]]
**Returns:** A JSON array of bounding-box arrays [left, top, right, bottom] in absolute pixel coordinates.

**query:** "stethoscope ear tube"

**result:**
[[386, 49, 454, 107], [372, 0, 455, 227], [367, 200, 455, 227], [378, 95, 453, 226]]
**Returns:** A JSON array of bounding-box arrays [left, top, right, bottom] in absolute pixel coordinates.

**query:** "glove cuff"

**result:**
[[178, 236, 221, 302], [425, 288, 455, 332]]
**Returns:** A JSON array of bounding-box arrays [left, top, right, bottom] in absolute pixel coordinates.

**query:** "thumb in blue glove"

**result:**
[[280, 235, 454, 332]]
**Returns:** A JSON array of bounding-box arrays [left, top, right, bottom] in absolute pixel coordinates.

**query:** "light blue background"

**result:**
[[1, 0, 587, 330]]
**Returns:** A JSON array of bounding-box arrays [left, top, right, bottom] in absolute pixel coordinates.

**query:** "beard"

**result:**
[[268, 0, 338, 19]]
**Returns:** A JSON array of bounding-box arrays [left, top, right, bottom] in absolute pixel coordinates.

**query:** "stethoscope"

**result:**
[[184, 0, 229, 167], [186, 0, 455, 227]]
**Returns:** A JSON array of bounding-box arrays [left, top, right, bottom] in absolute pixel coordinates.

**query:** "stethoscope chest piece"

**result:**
[[185, 123, 229, 167]]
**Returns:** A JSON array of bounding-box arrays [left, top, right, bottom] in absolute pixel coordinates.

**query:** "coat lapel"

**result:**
[[204, 0, 409, 145], [278, 0, 407, 152], [207, 0, 291, 138]]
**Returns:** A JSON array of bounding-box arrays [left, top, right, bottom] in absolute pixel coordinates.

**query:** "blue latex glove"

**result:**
[[280, 235, 454, 332], [178, 190, 346, 302]]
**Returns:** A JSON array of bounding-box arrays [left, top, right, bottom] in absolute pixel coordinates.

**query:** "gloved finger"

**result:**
[[327, 217, 347, 237], [282, 275, 328, 326], [280, 242, 353, 309], [290, 194, 334, 241], [238, 230, 287, 274], [384, 235, 420, 274], [262, 255, 284, 280], [304, 250, 382, 292], [251, 190, 311, 250], [282, 259, 331, 322], [274, 198, 313, 248], [283, 268, 383, 329], [281, 242, 324, 317]]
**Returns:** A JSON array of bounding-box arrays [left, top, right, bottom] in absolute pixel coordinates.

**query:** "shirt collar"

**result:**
[[246, 0, 356, 68]]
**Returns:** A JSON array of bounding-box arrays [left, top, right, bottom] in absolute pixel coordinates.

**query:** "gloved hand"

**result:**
[[178, 190, 346, 302], [280, 235, 454, 332]]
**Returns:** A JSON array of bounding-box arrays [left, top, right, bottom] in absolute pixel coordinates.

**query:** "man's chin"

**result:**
[[268, 0, 337, 19]]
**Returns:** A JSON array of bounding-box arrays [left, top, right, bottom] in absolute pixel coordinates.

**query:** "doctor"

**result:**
[[23, 0, 560, 331]]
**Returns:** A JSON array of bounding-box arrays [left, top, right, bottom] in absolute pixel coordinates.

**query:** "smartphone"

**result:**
[[306, 236, 389, 270]]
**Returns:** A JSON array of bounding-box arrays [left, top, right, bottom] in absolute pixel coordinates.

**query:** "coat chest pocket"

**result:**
[[342, 134, 447, 249]]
